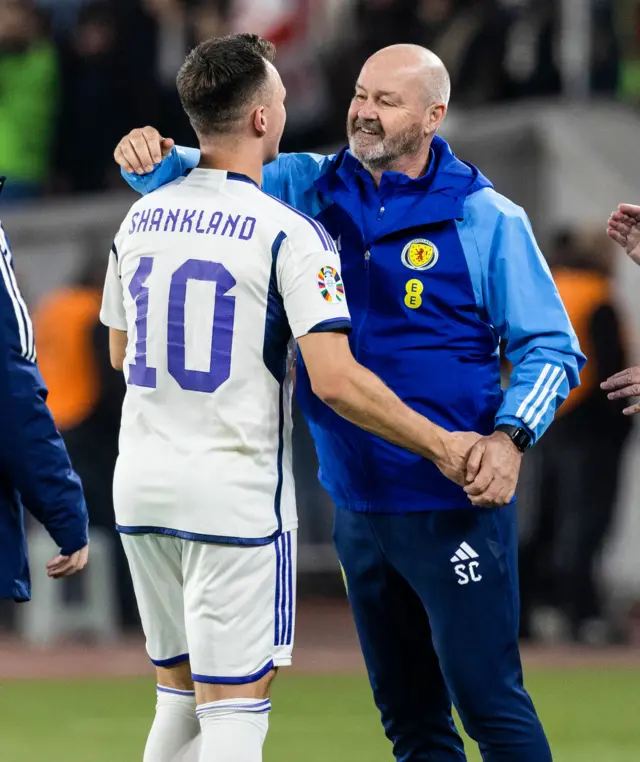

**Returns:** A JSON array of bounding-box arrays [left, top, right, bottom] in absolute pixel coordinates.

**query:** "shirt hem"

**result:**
[[116, 521, 297, 546]]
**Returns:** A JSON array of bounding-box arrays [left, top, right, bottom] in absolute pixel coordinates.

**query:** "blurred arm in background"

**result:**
[[607, 203, 640, 264], [602, 203, 640, 413]]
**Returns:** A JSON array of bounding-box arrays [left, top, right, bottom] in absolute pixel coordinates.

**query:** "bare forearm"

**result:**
[[324, 363, 446, 461]]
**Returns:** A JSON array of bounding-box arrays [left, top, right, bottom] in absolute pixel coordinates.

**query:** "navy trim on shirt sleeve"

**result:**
[[307, 318, 352, 334]]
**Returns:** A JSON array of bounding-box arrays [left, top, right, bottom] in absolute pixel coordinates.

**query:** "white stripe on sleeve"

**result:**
[[515, 364, 551, 419], [0, 246, 33, 361], [530, 371, 566, 429], [522, 366, 562, 425]]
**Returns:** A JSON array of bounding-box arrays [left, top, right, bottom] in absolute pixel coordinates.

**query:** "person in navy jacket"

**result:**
[[0, 209, 89, 601], [113, 45, 584, 762]]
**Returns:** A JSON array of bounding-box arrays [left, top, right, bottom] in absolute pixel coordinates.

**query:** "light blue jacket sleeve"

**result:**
[[121, 146, 200, 194], [263, 152, 333, 212], [459, 189, 586, 444], [121, 145, 333, 214]]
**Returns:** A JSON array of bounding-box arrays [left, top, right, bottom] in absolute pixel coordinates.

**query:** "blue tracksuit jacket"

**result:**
[[122, 136, 585, 513], [0, 221, 88, 601]]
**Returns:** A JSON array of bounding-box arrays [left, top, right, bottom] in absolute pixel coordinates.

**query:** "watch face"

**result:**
[[497, 425, 529, 451]]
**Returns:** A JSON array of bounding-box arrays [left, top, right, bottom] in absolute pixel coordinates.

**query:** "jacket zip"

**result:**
[[354, 248, 371, 361]]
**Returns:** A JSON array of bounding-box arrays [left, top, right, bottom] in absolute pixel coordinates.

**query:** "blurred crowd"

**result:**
[[0, 0, 634, 203]]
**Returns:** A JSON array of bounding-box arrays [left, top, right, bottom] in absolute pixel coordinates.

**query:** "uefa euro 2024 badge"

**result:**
[[401, 238, 439, 271], [318, 265, 345, 303]]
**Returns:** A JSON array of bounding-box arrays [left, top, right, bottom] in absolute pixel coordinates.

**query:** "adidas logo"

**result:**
[[450, 542, 482, 585], [450, 542, 479, 564]]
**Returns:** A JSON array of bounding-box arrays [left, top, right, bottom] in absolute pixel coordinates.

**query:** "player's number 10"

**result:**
[[127, 256, 236, 393]]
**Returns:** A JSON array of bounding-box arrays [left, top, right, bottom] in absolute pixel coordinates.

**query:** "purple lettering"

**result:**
[[129, 212, 140, 234], [149, 208, 164, 232], [222, 214, 240, 237], [195, 210, 206, 234], [181, 209, 196, 233], [137, 208, 151, 233], [127, 257, 156, 388], [239, 217, 256, 241], [167, 260, 236, 393], [207, 211, 223, 235], [165, 209, 180, 232]]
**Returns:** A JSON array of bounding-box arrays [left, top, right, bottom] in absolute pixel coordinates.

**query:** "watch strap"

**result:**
[[495, 423, 531, 452]]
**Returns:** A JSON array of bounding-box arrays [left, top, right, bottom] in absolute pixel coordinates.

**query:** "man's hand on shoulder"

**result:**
[[607, 204, 640, 265], [114, 126, 175, 175], [432, 431, 482, 486], [46, 544, 89, 579], [601, 366, 640, 415], [463, 431, 522, 507]]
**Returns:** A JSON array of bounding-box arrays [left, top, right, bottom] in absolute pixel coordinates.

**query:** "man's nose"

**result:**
[[357, 101, 378, 121]]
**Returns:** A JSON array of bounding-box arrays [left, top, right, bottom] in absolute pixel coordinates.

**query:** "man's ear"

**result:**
[[427, 104, 447, 134], [253, 106, 268, 137]]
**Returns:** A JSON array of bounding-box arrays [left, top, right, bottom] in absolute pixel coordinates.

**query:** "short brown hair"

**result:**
[[177, 34, 276, 137]]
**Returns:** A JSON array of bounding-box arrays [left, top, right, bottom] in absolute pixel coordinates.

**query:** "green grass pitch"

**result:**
[[0, 670, 638, 761]]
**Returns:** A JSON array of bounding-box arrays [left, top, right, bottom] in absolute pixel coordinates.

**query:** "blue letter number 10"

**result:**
[[127, 256, 236, 393]]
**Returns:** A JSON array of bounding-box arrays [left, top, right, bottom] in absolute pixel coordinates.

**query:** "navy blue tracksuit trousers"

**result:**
[[333, 504, 552, 762]]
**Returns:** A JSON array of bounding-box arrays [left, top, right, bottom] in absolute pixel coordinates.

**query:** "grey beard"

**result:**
[[349, 123, 425, 173]]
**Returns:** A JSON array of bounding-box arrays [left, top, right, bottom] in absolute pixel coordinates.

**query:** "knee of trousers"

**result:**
[[453, 683, 546, 745]]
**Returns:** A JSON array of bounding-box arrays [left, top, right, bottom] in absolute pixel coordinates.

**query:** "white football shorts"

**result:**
[[121, 530, 296, 683]]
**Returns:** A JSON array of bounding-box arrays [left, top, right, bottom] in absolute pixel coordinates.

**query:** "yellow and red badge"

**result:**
[[401, 238, 439, 271]]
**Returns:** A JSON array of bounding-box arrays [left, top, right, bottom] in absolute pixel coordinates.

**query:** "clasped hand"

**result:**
[[436, 431, 522, 507]]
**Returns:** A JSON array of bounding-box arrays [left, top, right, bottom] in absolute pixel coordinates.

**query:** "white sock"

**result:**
[[196, 698, 270, 762], [144, 686, 201, 762]]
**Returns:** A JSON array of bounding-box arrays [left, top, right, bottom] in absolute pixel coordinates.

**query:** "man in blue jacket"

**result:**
[[0, 210, 89, 601], [113, 45, 583, 762]]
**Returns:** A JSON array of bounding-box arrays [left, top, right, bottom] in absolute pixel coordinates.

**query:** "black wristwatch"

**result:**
[[495, 424, 531, 453]]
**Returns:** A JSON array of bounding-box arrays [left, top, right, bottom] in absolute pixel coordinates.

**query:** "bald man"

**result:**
[[113, 44, 583, 762]]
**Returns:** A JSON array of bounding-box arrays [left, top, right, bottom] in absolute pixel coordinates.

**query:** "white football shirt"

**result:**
[[100, 169, 351, 543]]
